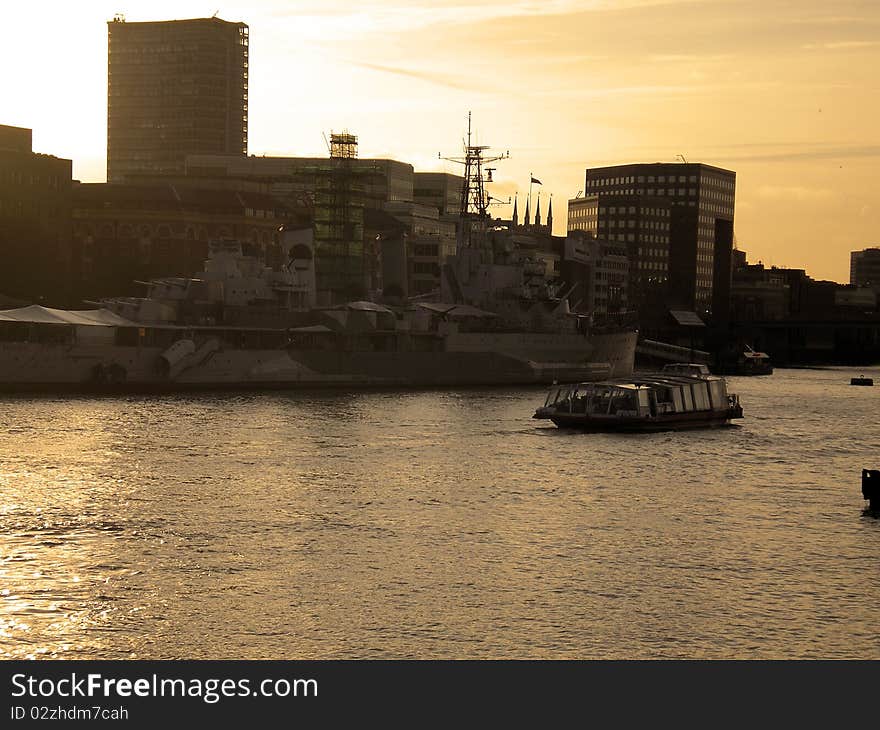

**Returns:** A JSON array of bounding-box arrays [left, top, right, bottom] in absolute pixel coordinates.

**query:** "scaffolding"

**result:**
[[330, 132, 358, 160], [311, 133, 375, 302]]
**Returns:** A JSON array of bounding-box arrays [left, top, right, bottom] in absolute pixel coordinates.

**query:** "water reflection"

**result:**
[[1, 368, 880, 658]]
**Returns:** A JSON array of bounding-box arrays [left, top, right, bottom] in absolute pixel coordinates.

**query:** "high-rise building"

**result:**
[[0, 124, 73, 304], [561, 231, 629, 314], [582, 163, 735, 316], [568, 193, 672, 308], [851, 247, 880, 289], [107, 16, 248, 182], [413, 172, 464, 218]]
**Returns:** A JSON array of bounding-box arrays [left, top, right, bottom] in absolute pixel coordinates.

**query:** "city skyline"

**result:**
[[3, 0, 878, 283]]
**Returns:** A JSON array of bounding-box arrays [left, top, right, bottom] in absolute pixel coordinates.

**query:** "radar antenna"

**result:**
[[440, 111, 509, 222]]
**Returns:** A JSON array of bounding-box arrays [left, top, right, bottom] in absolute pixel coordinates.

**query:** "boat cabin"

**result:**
[[542, 373, 735, 419]]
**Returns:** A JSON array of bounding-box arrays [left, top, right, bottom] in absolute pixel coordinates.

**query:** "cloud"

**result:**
[[802, 40, 880, 50], [713, 145, 880, 163], [534, 83, 710, 99], [647, 53, 734, 63], [267, 0, 707, 39], [348, 61, 478, 91], [756, 185, 837, 201]]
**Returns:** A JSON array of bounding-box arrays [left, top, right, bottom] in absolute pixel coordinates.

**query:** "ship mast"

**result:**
[[440, 112, 509, 249]]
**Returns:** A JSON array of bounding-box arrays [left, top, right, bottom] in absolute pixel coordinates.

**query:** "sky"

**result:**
[[1, 0, 878, 282]]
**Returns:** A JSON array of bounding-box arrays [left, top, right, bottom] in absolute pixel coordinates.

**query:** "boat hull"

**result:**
[[0, 329, 638, 392], [543, 408, 741, 432]]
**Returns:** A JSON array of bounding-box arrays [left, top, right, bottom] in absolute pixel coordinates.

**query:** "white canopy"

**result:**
[[416, 302, 498, 318], [0, 305, 140, 327], [342, 301, 395, 314]]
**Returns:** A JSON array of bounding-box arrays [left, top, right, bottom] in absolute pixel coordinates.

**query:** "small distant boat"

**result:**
[[851, 376, 874, 386], [533, 363, 743, 432], [722, 345, 773, 376]]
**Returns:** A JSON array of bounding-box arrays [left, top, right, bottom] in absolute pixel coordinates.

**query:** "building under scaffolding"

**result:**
[[311, 133, 370, 303], [185, 142, 415, 302]]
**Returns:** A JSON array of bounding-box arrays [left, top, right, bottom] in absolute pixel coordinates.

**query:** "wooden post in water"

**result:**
[[862, 469, 880, 510]]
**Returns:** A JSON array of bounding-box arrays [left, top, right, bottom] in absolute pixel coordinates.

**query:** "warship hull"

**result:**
[[0, 329, 637, 392]]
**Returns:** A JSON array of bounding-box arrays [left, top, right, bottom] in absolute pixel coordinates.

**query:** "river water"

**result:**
[[1, 367, 879, 659]]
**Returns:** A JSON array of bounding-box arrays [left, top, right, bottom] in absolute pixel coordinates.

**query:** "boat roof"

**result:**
[[552, 381, 648, 391], [553, 373, 724, 390]]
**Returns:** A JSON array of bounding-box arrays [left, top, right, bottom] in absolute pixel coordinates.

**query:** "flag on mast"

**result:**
[[530, 176, 543, 185]]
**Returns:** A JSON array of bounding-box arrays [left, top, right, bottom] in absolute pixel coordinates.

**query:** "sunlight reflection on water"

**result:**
[[1, 367, 879, 659]]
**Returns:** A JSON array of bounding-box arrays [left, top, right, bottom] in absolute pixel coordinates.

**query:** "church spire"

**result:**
[[512, 193, 518, 226], [535, 192, 542, 227], [523, 195, 530, 229], [546, 195, 553, 232]]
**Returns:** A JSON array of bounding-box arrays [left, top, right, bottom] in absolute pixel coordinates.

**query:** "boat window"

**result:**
[[588, 387, 613, 414], [548, 386, 573, 406], [609, 390, 638, 415], [545, 388, 562, 406], [671, 387, 684, 411], [690, 383, 707, 410], [681, 386, 694, 411], [708, 380, 724, 409]]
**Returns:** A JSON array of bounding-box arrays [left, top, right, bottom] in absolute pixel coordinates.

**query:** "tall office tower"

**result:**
[[107, 15, 248, 182], [583, 163, 735, 316], [568, 193, 672, 309], [0, 125, 72, 304], [850, 248, 880, 289]]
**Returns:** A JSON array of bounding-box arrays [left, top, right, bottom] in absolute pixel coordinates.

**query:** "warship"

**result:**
[[0, 125, 636, 392], [0, 240, 636, 391]]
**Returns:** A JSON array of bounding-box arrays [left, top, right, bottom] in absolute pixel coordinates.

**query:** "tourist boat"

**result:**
[[533, 364, 743, 431], [850, 376, 874, 386]]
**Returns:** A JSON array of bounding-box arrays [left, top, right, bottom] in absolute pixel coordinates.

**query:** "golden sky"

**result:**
[[2, 0, 878, 282]]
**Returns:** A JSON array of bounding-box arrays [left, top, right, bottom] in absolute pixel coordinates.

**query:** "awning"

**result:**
[[669, 310, 705, 327], [416, 302, 498, 318], [0, 305, 140, 327], [288, 325, 333, 333], [341, 301, 395, 314]]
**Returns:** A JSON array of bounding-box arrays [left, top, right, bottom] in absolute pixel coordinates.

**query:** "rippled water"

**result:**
[[1, 367, 879, 659]]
